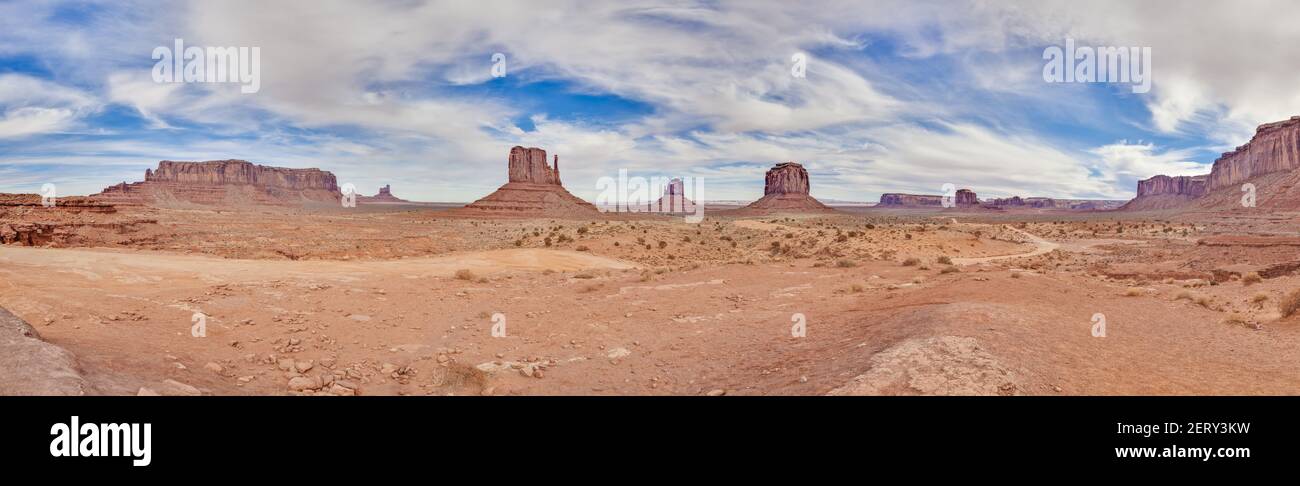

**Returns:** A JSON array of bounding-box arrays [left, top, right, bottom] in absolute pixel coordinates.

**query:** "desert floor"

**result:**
[[3, 204, 1300, 395]]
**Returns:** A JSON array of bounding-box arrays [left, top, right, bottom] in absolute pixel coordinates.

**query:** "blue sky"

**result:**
[[0, 0, 1292, 202]]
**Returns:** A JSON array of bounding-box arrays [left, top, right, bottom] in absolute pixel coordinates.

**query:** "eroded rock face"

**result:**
[[1207, 117, 1300, 190], [95, 160, 341, 206], [0, 194, 152, 247], [763, 162, 811, 195], [507, 146, 562, 185], [955, 189, 978, 206], [1136, 175, 1208, 198]]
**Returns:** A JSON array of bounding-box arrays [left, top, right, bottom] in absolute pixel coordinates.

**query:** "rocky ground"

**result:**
[[2, 202, 1300, 396]]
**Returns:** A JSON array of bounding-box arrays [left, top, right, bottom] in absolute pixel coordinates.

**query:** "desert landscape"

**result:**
[[4, 119, 1300, 397]]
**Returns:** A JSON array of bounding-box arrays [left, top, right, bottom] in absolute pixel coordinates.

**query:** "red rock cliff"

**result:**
[[507, 147, 561, 185], [764, 162, 811, 195], [1206, 117, 1300, 190]]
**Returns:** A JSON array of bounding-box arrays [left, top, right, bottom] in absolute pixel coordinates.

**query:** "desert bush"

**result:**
[[573, 272, 596, 279], [901, 257, 921, 266], [1242, 272, 1262, 285], [1251, 293, 1269, 304], [1174, 291, 1193, 301], [1280, 289, 1300, 318], [940, 266, 959, 274], [575, 245, 590, 252], [1124, 287, 1144, 297], [936, 256, 953, 265], [454, 269, 476, 281], [835, 259, 857, 268]]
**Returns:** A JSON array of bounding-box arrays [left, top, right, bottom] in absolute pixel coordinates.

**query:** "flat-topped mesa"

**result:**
[[457, 146, 598, 217], [741, 162, 835, 213], [1136, 174, 1207, 198], [955, 189, 977, 205], [94, 160, 341, 206], [879, 193, 944, 206], [507, 147, 562, 185], [878, 188, 978, 207], [147, 160, 338, 190]]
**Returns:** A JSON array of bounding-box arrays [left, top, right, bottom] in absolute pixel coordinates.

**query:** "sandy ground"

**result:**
[[3, 205, 1300, 396]]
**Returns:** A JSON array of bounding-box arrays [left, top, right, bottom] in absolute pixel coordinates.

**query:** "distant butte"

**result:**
[[357, 184, 410, 203]]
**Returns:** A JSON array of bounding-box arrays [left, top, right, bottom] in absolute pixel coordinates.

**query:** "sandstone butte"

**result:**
[[454, 146, 600, 217], [1124, 115, 1300, 210], [94, 159, 341, 206], [648, 178, 698, 214], [737, 162, 836, 214], [357, 184, 410, 203]]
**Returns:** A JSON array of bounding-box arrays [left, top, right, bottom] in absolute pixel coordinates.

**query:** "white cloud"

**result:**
[[0, 74, 99, 138]]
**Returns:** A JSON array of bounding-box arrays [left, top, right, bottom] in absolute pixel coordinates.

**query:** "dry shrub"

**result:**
[[1280, 289, 1300, 318], [1242, 272, 1262, 285], [901, 257, 921, 267], [454, 269, 476, 281]]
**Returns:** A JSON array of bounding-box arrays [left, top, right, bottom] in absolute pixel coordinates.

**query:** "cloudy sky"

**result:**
[[0, 0, 1294, 202]]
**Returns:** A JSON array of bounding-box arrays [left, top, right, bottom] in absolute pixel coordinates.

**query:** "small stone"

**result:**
[[294, 360, 314, 373], [204, 362, 224, 373], [136, 387, 160, 396], [288, 376, 318, 391], [162, 379, 202, 396], [706, 389, 726, 397]]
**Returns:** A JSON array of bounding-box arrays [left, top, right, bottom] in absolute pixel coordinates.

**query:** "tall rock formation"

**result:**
[[456, 146, 598, 217], [93, 160, 341, 206], [649, 178, 698, 213], [1124, 115, 1300, 211], [740, 162, 834, 213]]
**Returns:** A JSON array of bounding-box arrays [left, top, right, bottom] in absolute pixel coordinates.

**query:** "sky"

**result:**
[[0, 0, 1297, 202]]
